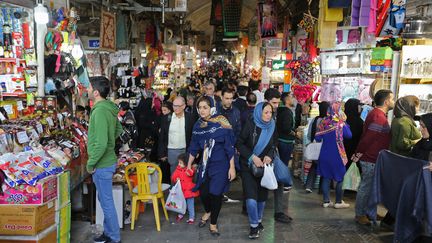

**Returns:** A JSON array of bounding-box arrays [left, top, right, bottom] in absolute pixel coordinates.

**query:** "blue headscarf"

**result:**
[[249, 102, 275, 165]]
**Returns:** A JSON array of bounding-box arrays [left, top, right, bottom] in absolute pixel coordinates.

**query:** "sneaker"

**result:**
[[322, 201, 334, 208], [248, 226, 260, 239], [93, 233, 110, 243], [305, 188, 313, 193], [274, 213, 292, 223], [176, 215, 184, 223], [186, 219, 195, 225], [257, 223, 264, 233], [283, 186, 292, 193], [334, 201, 350, 209], [355, 215, 371, 226]]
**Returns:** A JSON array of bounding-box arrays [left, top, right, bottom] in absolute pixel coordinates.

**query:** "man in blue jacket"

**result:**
[[218, 87, 241, 140]]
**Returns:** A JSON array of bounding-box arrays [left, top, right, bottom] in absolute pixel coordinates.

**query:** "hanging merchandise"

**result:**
[[321, 76, 375, 103], [377, 0, 406, 36], [291, 84, 317, 104], [286, 57, 320, 85], [210, 0, 223, 26], [351, 0, 378, 33], [222, 0, 242, 38], [318, 0, 342, 48], [116, 13, 127, 50], [99, 10, 116, 52], [257, 0, 277, 39]]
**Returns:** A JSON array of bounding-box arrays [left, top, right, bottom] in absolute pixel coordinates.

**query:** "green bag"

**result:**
[[342, 163, 361, 191]]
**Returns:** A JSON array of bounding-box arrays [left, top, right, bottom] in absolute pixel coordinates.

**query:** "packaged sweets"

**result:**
[[30, 152, 63, 175]]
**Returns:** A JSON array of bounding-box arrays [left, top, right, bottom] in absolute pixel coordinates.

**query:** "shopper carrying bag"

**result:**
[[260, 164, 278, 190], [165, 180, 187, 214]]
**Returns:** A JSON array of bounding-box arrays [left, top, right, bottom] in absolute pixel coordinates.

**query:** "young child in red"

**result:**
[[171, 153, 199, 224]]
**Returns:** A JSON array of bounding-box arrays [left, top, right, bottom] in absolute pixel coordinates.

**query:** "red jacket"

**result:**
[[171, 166, 199, 199]]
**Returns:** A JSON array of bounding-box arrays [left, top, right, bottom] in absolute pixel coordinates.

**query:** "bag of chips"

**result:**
[[30, 152, 63, 175]]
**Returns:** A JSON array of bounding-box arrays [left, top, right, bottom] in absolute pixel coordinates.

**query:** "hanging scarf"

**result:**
[[248, 102, 275, 165], [316, 102, 348, 165]]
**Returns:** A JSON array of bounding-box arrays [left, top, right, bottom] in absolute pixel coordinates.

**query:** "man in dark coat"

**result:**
[[158, 97, 195, 176]]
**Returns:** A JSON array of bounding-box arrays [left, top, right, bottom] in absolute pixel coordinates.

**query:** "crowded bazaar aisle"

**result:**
[[71, 179, 391, 243]]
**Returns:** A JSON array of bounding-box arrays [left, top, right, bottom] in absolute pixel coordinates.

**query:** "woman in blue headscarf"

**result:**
[[236, 102, 277, 239], [186, 96, 236, 237]]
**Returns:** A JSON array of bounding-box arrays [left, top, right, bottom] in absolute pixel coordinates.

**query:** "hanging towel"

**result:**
[[368, 0, 378, 33], [318, 0, 339, 48], [324, 0, 343, 22]]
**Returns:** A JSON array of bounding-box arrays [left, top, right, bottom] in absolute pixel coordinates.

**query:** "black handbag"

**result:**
[[249, 125, 264, 177]]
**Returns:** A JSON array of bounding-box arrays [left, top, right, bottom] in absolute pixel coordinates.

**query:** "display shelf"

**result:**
[[1, 92, 27, 97], [0, 58, 26, 63], [400, 76, 432, 79]]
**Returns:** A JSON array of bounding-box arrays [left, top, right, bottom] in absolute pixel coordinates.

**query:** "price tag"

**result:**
[[0, 134, 7, 144], [0, 112, 6, 121], [36, 123, 43, 134], [46, 117, 54, 127], [75, 128, 83, 136], [16, 131, 30, 144], [16, 101, 24, 111], [3, 105, 13, 115], [29, 129, 39, 140]]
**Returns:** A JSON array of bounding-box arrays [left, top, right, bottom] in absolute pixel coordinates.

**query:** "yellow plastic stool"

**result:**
[[125, 162, 169, 231]]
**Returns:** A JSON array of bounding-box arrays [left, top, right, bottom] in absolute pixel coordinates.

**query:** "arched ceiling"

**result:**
[[185, 0, 258, 36]]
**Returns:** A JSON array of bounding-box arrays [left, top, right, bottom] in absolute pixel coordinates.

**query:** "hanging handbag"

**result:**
[[304, 140, 323, 161], [249, 125, 264, 177]]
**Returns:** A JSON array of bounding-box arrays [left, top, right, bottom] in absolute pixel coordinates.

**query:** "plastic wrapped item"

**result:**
[[0, 154, 19, 186], [47, 147, 70, 166], [16, 154, 49, 186], [30, 152, 63, 175]]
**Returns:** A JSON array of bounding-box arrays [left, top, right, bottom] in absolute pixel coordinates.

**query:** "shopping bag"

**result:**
[[273, 156, 293, 186], [304, 141, 323, 161], [165, 181, 187, 214], [342, 163, 361, 191], [260, 164, 278, 190]]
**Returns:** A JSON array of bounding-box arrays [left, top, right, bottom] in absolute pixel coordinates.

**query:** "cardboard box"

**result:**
[[55, 203, 71, 237], [0, 175, 58, 205], [57, 172, 70, 209], [0, 224, 56, 243], [0, 201, 55, 235]]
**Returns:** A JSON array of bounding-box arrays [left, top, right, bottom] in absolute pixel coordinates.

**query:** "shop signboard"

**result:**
[[88, 39, 100, 49], [272, 60, 287, 71]]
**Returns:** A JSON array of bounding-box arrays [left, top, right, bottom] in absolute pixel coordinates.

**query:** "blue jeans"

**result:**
[[93, 164, 120, 242], [321, 178, 343, 203], [246, 199, 266, 227], [278, 141, 294, 166], [181, 198, 195, 220], [355, 161, 375, 216]]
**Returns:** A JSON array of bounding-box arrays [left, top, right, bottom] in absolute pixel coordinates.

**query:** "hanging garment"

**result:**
[[318, 0, 339, 48], [352, 0, 371, 27], [328, 0, 351, 8], [368, 0, 378, 33]]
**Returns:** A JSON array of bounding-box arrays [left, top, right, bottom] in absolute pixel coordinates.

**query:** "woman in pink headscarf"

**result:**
[[315, 102, 352, 209]]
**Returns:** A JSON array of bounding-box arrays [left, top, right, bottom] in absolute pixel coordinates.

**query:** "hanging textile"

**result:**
[[258, 0, 277, 39], [351, 0, 370, 27], [116, 14, 127, 49], [210, 0, 223, 26], [99, 10, 116, 52], [282, 16, 290, 51], [318, 0, 340, 48], [222, 0, 242, 38]]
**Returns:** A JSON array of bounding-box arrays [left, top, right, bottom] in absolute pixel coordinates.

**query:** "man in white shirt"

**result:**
[[158, 97, 194, 174]]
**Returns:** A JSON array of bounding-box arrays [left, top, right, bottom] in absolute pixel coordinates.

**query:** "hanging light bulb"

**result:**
[[34, 3, 49, 24]]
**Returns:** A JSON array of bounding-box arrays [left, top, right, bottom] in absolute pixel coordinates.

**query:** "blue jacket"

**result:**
[[367, 150, 432, 243], [217, 105, 242, 141]]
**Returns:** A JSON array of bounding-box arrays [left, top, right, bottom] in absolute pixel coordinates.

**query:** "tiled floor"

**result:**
[[72, 178, 396, 243]]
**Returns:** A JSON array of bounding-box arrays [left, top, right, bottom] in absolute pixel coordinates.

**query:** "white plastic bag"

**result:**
[[304, 141, 323, 161], [260, 164, 278, 190], [165, 180, 186, 214]]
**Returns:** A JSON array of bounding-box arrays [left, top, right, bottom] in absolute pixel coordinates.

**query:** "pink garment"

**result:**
[[368, 0, 378, 33]]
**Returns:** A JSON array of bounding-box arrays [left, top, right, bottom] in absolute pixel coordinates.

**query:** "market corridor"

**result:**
[[72, 179, 392, 243]]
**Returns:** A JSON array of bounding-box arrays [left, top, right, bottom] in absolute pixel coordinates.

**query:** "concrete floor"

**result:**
[[71, 178, 397, 243]]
